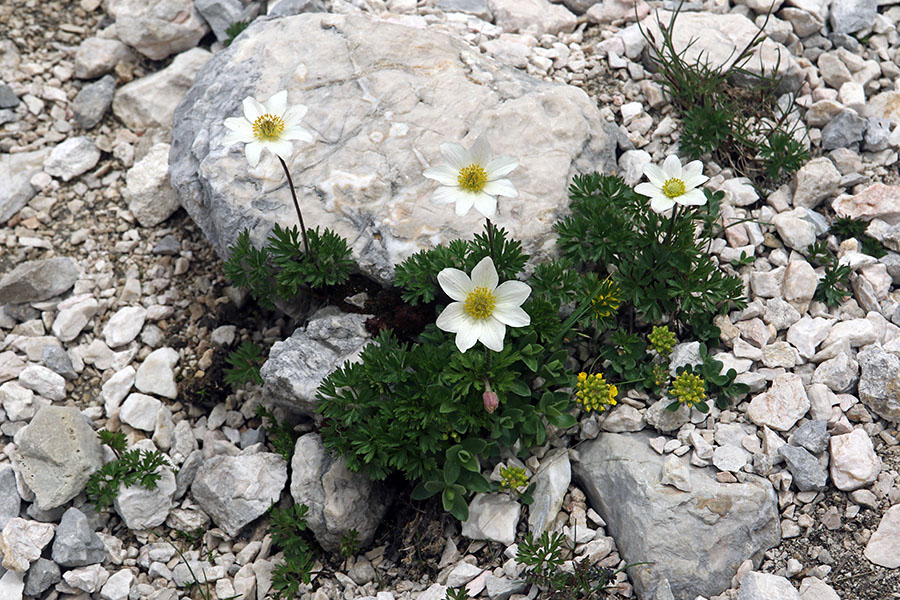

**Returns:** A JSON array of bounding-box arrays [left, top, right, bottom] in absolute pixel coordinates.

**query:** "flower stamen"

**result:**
[[457, 164, 488, 193], [252, 114, 286, 142], [464, 287, 497, 320], [662, 177, 686, 198]]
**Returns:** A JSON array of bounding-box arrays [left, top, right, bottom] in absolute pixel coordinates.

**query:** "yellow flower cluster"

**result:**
[[648, 325, 677, 356], [499, 465, 529, 491], [575, 372, 618, 412], [670, 372, 707, 407], [591, 279, 622, 319]]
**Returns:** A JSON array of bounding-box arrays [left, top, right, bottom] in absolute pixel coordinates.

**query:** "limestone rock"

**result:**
[[777, 445, 827, 492], [134, 347, 179, 399], [43, 137, 101, 182], [738, 572, 800, 600], [792, 157, 841, 209], [126, 143, 181, 228], [191, 452, 287, 537], [169, 13, 616, 284], [260, 311, 372, 415], [0, 257, 78, 304], [572, 432, 780, 600], [113, 463, 176, 530], [73, 74, 116, 129], [832, 183, 900, 225], [13, 405, 104, 510], [830, 428, 881, 491], [461, 493, 521, 546], [527, 448, 569, 535], [0, 148, 50, 224], [74, 37, 135, 79], [0, 518, 55, 572], [747, 373, 810, 432], [857, 345, 900, 422], [113, 47, 211, 131], [488, 0, 577, 35], [108, 0, 209, 60], [51, 507, 108, 567], [290, 433, 391, 552], [865, 504, 900, 568], [103, 306, 148, 348]]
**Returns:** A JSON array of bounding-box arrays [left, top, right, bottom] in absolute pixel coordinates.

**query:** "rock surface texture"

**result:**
[[170, 12, 617, 283], [572, 432, 781, 600]]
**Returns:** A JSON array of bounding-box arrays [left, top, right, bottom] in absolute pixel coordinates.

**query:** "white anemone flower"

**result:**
[[223, 90, 313, 167], [423, 135, 519, 219], [634, 155, 709, 213], [435, 256, 531, 353]]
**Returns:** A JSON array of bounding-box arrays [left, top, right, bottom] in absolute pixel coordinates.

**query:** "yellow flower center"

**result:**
[[252, 114, 285, 142], [663, 177, 686, 198], [464, 287, 497, 320], [458, 164, 488, 193]]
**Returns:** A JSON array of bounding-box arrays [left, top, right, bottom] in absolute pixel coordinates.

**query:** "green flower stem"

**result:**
[[277, 156, 311, 257], [662, 204, 681, 247], [486, 218, 496, 263]]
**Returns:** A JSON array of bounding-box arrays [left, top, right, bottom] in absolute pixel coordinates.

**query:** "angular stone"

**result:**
[[821, 110, 867, 150], [645, 397, 690, 433], [170, 13, 616, 284], [51, 507, 108, 567], [738, 572, 800, 600], [24, 557, 61, 597], [833, 183, 900, 225], [0, 257, 79, 304], [261, 311, 371, 415], [0, 148, 51, 224], [290, 433, 390, 552], [134, 347, 179, 399], [830, 428, 881, 491], [192, 452, 287, 537], [74, 37, 134, 79], [41, 344, 77, 380], [792, 157, 841, 209], [713, 445, 750, 473], [782, 260, 818, 310], [600, 404, 645, 432], [461, 493, 521, 546], [0, 518, 55, 572], [488, 0, 577, 35], [103, 306, 147, 348], [114, 463, 176, 530], [125, 143, 181, 228], [786, 317, 832, 360], [108, 0, 209, 60], [829, 0, 876, 34], [72, 74, 115, 129], [747, 373, 810, 432], [99, 568, 134, 600], [857, 345, 900, 422], [195, 0, 259, 42], [51, 294, 99, 343], [113, 47, 211, 131], [660, 455, 692, 492], [0, 381, 35, 422], [527, 448, 569, 535], [865, 504, 900, 568], [798, 576, 841, 600], [44, 136, 101, 182], [0, 467, 21, 529], [13, 405, 103, 510], [119, 393, 162, 432], [812, 352, 858, 393], [572, 432, 780, 600], [788, 420, 829, 454], [778, 445, 827, 492]]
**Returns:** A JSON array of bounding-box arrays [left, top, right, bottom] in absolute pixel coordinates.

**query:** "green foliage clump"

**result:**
[[224, 224, 353, 308], [815, 262, 853, 308], [269, 504, 317, 599], [339, 529, 360, 559], [86, 431, 173, 511], [224, 341, 265, 388], [255, 405, 299, 462], [557, 173, 746, 341], [829, 215, 887, 259], [224, 20, 250, 46], [640, 2, 808, 186], [318, 224, 579, 521]]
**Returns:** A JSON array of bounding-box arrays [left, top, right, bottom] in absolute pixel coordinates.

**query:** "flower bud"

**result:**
[[483, 390, 499, 414]]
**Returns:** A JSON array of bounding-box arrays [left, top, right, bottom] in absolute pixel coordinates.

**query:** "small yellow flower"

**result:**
[[591, 279, 621, 319], [648, 325, 677, 356], [575, 372, 618, 413], [670, 371, 707, 407], [499, 465, 529, 492]]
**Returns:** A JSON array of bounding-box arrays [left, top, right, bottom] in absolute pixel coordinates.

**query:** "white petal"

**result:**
[[649, 194, 676, 213], [492, 304, 530, 328], [471, 256, 499, 290], [266, 90, 288, 116], [431, 186, 461, 205], [224, 116, 251, 132], [283, 104, 308, 127], [242, 96, 265, 122], [455, 325, 480, 353], [682, 171, 709, 189], [483, 179, 517, 198], [283, 124, 314, 143], [470, 135, 491, 165], [643, 163, 667, 187], [634, 182, 659, 198], [478, 319, 506, 352], [435, 302, 468, 332], [662, 155, 683, 179], [437, 269, 473, 302], [454, 193, 477, 216], [486, 155, 518, 179], [494, 280, 531, 307], [223, 124, 255, 145], [245, 142, 263, 167], [440, 142, 470, 170], [423, 164, 460, 187], [267, 139, 294, 160], [676, 189, 708, 206], [682, 159, 705, 180], [472, 192, 497, 219]]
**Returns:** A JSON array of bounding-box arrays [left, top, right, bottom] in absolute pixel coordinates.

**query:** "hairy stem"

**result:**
[[278, 156, 310, 256]]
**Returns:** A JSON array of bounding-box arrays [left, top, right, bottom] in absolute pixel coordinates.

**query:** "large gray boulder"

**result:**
[[290, 433, 391, 552], [572, 432, 780, 600], [260, 310, 371, 415], [169, 12, 617, 284], [13, 406, 104, 511]]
